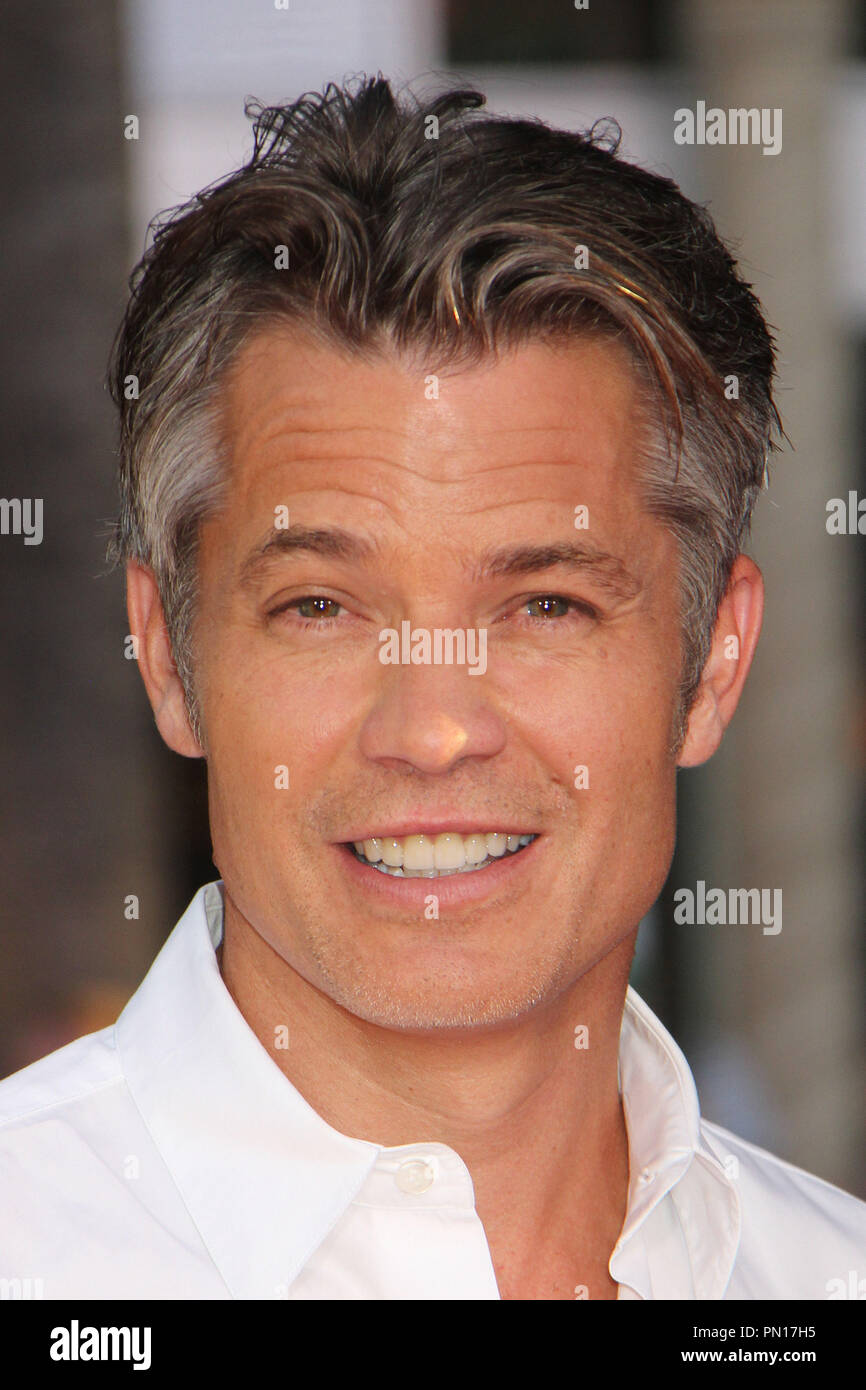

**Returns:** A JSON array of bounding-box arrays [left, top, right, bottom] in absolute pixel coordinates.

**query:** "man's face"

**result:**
[[192, 328, 683, 1030]]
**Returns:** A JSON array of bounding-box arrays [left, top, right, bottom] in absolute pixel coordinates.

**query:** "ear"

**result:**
[[677, 554, 764, 769], [126, 560, 204, 759]]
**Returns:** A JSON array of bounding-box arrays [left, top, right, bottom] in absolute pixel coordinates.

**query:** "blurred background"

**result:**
[[1, 0, 864, 1195]]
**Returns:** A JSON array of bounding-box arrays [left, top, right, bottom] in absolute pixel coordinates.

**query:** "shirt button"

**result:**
[[395, 1159, 435, 1194]]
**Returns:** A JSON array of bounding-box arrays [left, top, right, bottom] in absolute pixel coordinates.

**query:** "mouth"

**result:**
[[344, 831, 538, 878]]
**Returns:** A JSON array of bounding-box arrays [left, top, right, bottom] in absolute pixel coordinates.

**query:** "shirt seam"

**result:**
[[700, 1118, 866, 1203], [0, 1059, 123, 1129], [114, 1015, 235, 1299], [349, 1198, 478, 1212]]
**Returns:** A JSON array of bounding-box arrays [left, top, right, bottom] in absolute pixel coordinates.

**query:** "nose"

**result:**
[[358, 649, 507, 775]]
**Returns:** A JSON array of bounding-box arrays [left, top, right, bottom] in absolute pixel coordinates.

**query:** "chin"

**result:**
[[333, 989, 546, 1034], [311, 944, 576, 1035]]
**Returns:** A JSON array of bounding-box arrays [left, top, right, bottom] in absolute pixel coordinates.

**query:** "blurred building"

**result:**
[[1, 0, 863, 1195]]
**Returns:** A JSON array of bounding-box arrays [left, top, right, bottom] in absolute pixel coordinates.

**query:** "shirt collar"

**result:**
[[115, 882, 740, 1299], [613, 987, 742, 1298], [117, 883, 381, 1298]]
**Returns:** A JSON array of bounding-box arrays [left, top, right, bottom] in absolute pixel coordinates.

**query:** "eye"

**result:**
[[269, 595, 344, 626], [295, 596, 342, 620], [520, 594, 598, 622]]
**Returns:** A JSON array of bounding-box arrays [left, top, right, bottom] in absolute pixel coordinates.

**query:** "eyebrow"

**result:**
[[476, 542, 642, 599], [238, 525, 377, 588], [238, 527, 641, 601]]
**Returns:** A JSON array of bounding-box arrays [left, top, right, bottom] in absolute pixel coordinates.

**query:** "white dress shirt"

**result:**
[[1, 881, 864, 1300]]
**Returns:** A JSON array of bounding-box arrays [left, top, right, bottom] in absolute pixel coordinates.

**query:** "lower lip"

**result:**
[[333, 837, 541, 907]]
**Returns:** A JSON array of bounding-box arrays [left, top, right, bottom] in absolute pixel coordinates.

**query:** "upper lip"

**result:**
[[338, 820, 539, 842]]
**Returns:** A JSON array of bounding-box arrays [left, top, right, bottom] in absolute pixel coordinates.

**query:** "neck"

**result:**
[[218, 893, 635, 1299]]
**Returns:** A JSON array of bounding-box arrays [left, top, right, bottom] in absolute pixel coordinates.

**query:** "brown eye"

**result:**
[[521, 595, 598, 621], [294, 596, 342, 620], [267, 595, 345, 627], [525, 596, 571, 618]]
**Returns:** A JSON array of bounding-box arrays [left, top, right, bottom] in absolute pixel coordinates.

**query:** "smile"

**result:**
[[347, 832, 538, 877]]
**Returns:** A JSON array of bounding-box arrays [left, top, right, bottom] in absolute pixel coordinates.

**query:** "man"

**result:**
[[1, 76, 864, 1301]]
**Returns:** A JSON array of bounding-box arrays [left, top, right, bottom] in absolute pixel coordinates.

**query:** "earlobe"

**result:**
[[677, 554, 764, 769], [125, 561, 204, 759]]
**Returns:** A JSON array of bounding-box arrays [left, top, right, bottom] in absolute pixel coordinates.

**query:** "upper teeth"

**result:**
[[352, 832, 535, 873]]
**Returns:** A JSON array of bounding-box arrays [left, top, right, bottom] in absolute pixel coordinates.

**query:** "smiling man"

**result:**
[[1, 77, 864, 1301]]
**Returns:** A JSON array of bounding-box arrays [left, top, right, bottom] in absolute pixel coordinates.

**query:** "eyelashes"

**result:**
[[517, 595, 600, 623], [267, 593, 600, 630]]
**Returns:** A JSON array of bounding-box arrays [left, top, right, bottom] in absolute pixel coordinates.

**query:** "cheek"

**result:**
[[497, 642, 679, 889], [498, 640, 677, 780], [522, 655, 678, 897], [203, 636, 363, 792]]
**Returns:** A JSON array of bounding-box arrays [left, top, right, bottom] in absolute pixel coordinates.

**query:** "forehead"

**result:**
[[206, 325, 663, 579], [219, 325, 648, 478]]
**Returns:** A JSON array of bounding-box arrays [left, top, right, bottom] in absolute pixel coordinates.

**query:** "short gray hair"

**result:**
[[108, 77, 781, 751]]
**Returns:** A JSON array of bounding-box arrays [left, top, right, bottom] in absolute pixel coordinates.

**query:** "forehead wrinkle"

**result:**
[[226, 406, 418, 469], [252, 420, 419, 446], [232, 395, 619, 472]]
